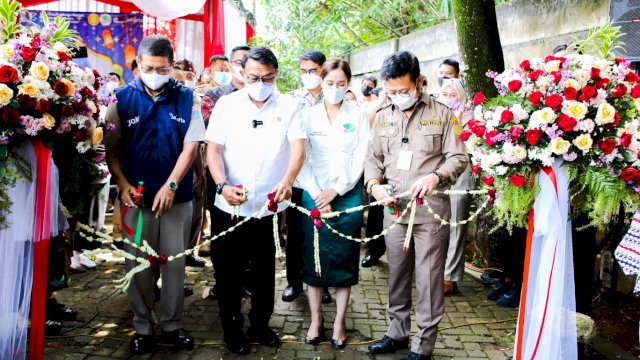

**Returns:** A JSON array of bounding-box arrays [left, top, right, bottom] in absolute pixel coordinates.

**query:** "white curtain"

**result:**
[[175, 19, 205, 73], [130, 0, 205, 21]]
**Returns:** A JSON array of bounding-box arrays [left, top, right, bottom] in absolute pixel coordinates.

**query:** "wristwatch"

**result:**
[[216, 181, 228, 195], [166, 181, 178, 191], [431, 171, 444, 186], [366, 179, 381, 195]]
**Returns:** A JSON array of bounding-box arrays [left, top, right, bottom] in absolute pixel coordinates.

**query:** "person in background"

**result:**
[[131, 58, 140, 78], [421, 78, 428, 93], [345, 89, 357, 103], [104, 35, 204, 355], [208, 55, 231, 88], [360, 73, 378, 106], [296, 58, 369, 349], [282, 50, 332, 304], [438, 59, 461, 87], [171, 66, 186, 85], [365, 51, 467, 360], [105, 73, 123, 95], [175, 59, 196, 89], [201, 47, 250, 123], [438, 78, 474, 295], [206, 46, 305, 355]]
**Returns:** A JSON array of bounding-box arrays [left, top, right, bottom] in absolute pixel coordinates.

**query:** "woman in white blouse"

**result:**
[[296, 58, 369, 349]]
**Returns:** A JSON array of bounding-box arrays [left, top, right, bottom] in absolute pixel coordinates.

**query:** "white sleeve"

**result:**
[[287, 107, 307, 141], [332, 109, 370, 196], [294, 111, 322, 198], [184, 97, 206, 142], [205, 96, 227, 145]]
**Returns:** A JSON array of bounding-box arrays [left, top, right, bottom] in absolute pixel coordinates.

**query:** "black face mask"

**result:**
[[362, 85, 373, 97], [438, 76, 451, 87]]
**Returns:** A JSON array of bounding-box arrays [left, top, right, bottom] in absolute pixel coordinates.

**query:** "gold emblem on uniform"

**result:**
[[449, 116, 458, 124], [453, 124, 462, 135], [421, 117, 443, 126]]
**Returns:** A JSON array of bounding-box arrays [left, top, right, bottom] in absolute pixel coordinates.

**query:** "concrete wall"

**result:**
[[348, 0, 609, 93]]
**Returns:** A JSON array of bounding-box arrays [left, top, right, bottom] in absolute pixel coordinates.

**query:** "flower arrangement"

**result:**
[[464, 27, 640, 230], [0, 0, 107, 228]]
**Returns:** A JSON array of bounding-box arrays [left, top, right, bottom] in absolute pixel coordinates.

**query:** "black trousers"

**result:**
[[364, 196, 386, 258], [285, 188, 304, 289], [210, 207, 276, 332]]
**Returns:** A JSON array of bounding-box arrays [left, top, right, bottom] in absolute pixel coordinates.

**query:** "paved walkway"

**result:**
[[43, 252, 517, 359]]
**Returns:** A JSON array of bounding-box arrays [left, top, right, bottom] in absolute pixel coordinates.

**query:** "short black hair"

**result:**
[[381, 51, 421, 82], [422, 78, 427, 87], [441, 59, 460, 76], [137, 35, 174, 64], [209, 55, 229, 65], [108, 72, 121, 81], [372, 88, 382, 96], [299, 50, 326, 66], [131, 58, 138, 71], [230, 45, 251, 60], [553, 44, 568, 55], [362, 73, 378, 87], [242, 46, 278, 70]]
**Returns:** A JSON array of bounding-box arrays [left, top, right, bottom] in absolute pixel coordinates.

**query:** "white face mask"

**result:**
[[246, 81, 275, 102], [302, 73, 321, 90], [213, 71, 232, 85], [231, 65, 244, 82], [323, 86, 346, 105], [105, 81, 120, 93], [389, 88, 419, 111], [184, 80, 196, 89], [140, 72, 171, 91]]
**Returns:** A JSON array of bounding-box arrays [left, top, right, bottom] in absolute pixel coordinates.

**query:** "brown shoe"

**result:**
[[444, 281, 458, 295]]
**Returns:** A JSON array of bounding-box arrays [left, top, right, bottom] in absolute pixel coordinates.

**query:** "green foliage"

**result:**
[[491, 170, 537, 232], [0, 0, 21, 42], [571, 19, 625, 59], [0, 153, 31, 230]]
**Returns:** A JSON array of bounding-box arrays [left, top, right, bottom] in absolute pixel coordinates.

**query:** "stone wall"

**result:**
[[347, 0, 609, 93]]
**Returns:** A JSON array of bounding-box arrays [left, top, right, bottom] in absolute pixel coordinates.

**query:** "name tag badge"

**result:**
[[397, 149, 413, 171]]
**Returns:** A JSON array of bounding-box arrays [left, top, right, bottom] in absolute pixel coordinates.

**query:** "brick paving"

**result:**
[[43, 251, 517, 360]]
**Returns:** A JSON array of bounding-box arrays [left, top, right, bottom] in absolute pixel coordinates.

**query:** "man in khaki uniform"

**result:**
[[365, 51, 468, 360]]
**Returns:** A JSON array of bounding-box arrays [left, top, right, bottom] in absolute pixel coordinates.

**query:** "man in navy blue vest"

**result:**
[[104, 35, 205, 355]]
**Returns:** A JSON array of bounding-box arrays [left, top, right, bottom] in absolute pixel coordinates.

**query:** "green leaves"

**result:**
[[572, 19, 626, 59], [0, 0, 22, 42]]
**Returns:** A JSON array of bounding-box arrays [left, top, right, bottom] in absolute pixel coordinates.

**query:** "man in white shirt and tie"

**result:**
[[205, 46, 306, 355]]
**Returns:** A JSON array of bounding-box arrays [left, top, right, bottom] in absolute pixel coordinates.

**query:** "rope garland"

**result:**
[[76, 189, 488, 291]]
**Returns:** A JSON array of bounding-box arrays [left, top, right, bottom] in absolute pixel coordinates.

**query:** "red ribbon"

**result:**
[[267, 191, 278, 213], [147, 255, 168, 272], [29, 138, 53, 360], [122, 182, 145, 238]]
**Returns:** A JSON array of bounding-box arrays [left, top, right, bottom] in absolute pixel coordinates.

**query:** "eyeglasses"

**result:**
[[244, 73, 277, 84], [386, 82, 418, 97], [184, 72, 196, 81], [139, 65, 171, 75], [232, 60, 243, 66], [300, 69, 319, 75]]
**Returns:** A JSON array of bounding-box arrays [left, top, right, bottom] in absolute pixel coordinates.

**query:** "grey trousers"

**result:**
[[124, 201, 193, 335], [385, 221, 449, 356], [445, 164, 474, 282]]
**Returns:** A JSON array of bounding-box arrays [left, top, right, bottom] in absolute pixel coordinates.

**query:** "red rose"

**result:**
[[526, 129, 543, 145], [467, 119, 479, 129], [544, 55, 557, 63], [620, 167, 637, 182], [460, 130, 472, 142], [0, 65, 19, 83], [611, 83, 628, 98], [599, 138, 616, 154], [471, 164, 482, 175], [590, 67, 601, 80], [310, 208, 321, 219], [606, 113, 621, 130], [580, 85, 597, 101], [54, 81, 69, 97], [61, 105, 75, 117], [1, 107, 20, 125], [557, 114, 577, 132], [473, 91, 485, 105], [21, 46, 36, 62], [481, 176, 494, 187], [615, 57, 627, 65], [620, 133, 633, 148], [484, 130, 499, 146], [472, 124, 486, 137], [73, 101, 86, 113], [529, 91, 543, 106], [528, 70, 544, 81], [17, 94, 35, 110], [82, 87, 94, 98], [544, 94, 563, 110], [509, 174, 526, 187], [58, 51, 71, 62], [626, 72, 639, 84], [595, 78, 610, 89], [563, 87, 577, 100], [509, 126, 523, 141], [500, 109, 514, 124], [73, 130, 89, 141], [632, 84, 640, 98], [508, 79, 522, 92], [35, 98, 50, 113], [520, 60, 532, 71], [551, 71, 562, 83]]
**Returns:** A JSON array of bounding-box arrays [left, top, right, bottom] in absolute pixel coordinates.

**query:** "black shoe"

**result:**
[[321, 288, 332, 304], [44, 320, 62, 336], [331, 337, 348, 349], [224, 330, 250, 355], [282, 285, 302, 302], [496, 285, 521, 308], [304, 317, 325, 345], [160, 328, 194, 351], [183, 284, 194, 297], [185, 254, 206, 268], [130, 333, 156, 355], [47, 302, 78, 322], [368, 335, 409, 354], [400, 351, 431, 360], [361, 253, 381, 268], [487, 280, 510, 301], [247, 327, 280, 347]]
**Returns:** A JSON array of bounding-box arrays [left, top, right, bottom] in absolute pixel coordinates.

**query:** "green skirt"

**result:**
[[301, 182, 364, 288]]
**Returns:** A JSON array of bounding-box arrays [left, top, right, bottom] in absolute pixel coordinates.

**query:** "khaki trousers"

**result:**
[[384, 221, 449, 356]]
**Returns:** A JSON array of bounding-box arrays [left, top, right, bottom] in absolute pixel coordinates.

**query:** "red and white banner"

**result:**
[[514, 159, 577, 359]]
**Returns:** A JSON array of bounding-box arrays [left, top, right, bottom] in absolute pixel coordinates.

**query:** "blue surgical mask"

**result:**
[[213, 71, 231, 85]]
